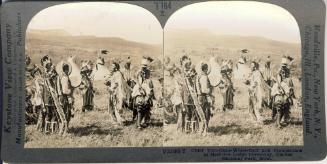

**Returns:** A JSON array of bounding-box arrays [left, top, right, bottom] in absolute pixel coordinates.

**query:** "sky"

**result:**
[[28, 2, 163, 44], [28, 1, 301, 44], [165, 1, 301, 44]]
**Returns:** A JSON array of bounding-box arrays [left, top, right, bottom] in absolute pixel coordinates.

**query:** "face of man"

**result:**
[[164, 57, 171, 65], [281, 66, 290, 78], [141, 69, 147, 78], [33, 70, 40, 78], [125, 63, 131, 69], [183, 61, 192, 72], [45, 62, 52, 70], [202, 64, 208, 74], [281, 70, 286, 78], [266, 62, 271, 68], [221, 71, 227, 77], [141, 66, 147, 72], [63, 65, 69, 75], [282, 65, 287, 69], [251, 63, 256, 71], [112, 63, 120, 71], [141, 67, 151, 79]]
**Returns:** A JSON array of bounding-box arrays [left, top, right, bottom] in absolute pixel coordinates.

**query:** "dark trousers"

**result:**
[[82, 89, 94, 111], [178, 104, 197, 132], [62, 95, 72, 124], [36, 105, 46, 131], [108, 93, 117, 122], [273, 101, 290, 127], [136, 105, 150, 127], [198, 95, 212, 124], [223, 87, 234, 110], [184, 104, 196, 121], [45, 105, 56, 122]]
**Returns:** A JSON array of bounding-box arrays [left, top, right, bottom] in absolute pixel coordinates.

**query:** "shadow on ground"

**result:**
[[68, 124, 123, 136], [123, 118, 163, 127], [262, 118, 303, 126], [209, 123, 262, 135], [289, 117, 303, 125], [149, 119, 164, 127]]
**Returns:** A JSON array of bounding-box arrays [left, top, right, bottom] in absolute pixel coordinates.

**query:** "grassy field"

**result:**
[[25, 110, 163, 148], [164, 107, 303, 146], [25, 73, 302, 148], [25, 29, 302, 148], [163, 79, 303, 146], [25, 81, 164, 148]]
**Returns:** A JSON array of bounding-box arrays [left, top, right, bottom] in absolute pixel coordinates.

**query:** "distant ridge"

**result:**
[[165, 28, 301, 56], [27, 29, 71, 37], [26, 29, 161, 55], [166, 28, 300, 44], [26, 29, 162, 65]]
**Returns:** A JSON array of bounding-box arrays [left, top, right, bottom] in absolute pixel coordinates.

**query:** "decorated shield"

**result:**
[[67, 56, 82, 87]]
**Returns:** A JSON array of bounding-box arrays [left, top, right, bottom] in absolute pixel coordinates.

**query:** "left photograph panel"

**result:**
[[24, 2, 164, 148]]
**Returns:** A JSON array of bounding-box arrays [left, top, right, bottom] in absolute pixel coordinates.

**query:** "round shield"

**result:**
[[55, 61, 64, 76], [208, 59, 221, 86], [67, 57, 82, 87]]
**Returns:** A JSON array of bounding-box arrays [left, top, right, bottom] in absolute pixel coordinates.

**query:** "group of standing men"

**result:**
[[163, 52, 297, 135], [26, 55, 95, 135], [246, 55, 295, 128], [25, 52, 157, 135], [105, 56, 155, 129], [25, 50, 297, 135], [163, 55, 235, 135]]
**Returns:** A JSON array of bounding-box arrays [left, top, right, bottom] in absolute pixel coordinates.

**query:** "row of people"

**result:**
[[162, 54, 296, 134], [104, 57, 155, 129], [25, 51, 296, 135], [25, 54, 157, 134]]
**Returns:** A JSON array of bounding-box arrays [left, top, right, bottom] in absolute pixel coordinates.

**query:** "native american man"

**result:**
[[107, 62, 131, 125], [34, 70, 46, 131], [57, 62, 74, 127], [195, 62, 215, 132], [25, 55, 40, 124], [79, 62, 94, 112], [218, 65, 235, 111], [179, 55, 198, 132], [40, 55, 59, 133], [163, 57, 183, 129], [132, 57, 154, 129], [263, 56, 273, 87], [246, 61, 267, 123], [271, 56, 294, 128]]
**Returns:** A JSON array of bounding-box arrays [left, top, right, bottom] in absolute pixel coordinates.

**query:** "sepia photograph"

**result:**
[[1, 0, 326, 162], [24, 1, 303, 148], [24, 2, 164, 147], [162, 1, 303, 146]]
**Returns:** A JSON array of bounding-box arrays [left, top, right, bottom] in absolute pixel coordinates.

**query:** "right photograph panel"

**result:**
[[163, 1, 302, 146]]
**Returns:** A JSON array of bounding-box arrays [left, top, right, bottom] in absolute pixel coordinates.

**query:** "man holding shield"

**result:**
[[57, 62, 74, 127]]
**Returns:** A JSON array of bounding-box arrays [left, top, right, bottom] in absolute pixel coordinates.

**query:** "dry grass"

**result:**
[[164, 108, 303, 146], [163, 80, 303, 146], [25, 29, 165, 148], [25, 105, 163, 148], [25, 29, 302, 147], [25, 73, 302, 148], [25, 80, 164, 148]]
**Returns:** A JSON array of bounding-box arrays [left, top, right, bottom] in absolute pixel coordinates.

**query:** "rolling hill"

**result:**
[[26, 29, 162, 65], [164, 28, 301, 62]]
